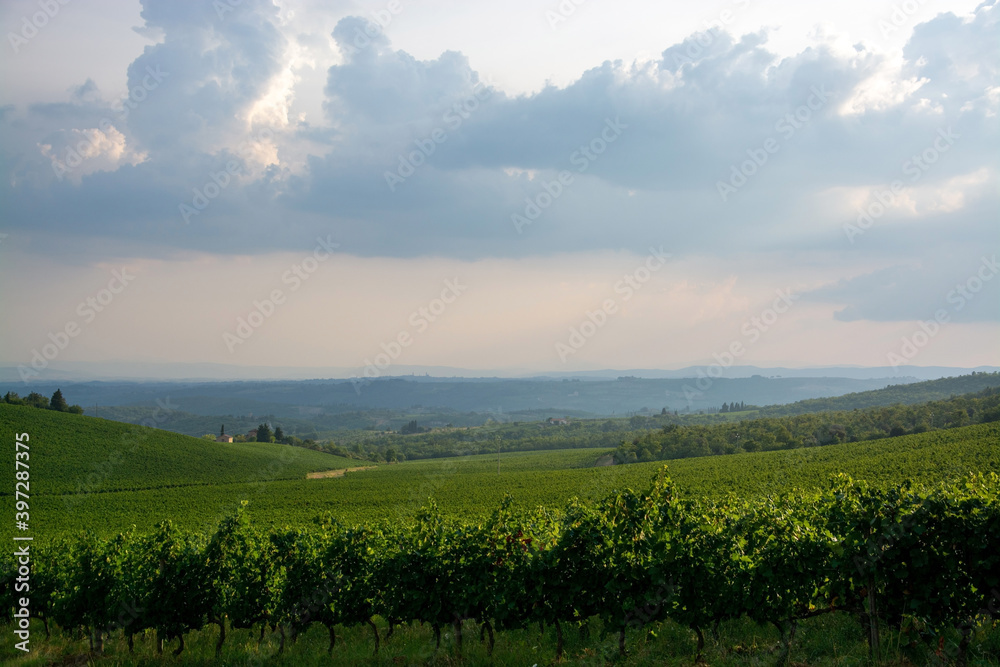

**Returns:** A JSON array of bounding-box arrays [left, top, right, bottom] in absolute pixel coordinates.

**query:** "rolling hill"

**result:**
[[757, 371, 1000, 416], [0, 403, 359, 497], [2, 399, 995, 541]]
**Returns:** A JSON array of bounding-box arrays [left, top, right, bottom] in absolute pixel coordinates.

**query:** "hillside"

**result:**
[[333, 384, 1000, 462], [5, 423, 999, 665], [13, 421, 998, 540], [0, 404, 359, 497], [614, 385, 1000, 463], [757, 371, 1000, 416]]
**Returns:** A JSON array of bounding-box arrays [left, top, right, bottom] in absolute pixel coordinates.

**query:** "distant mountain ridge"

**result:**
[[0, 360, 995, 383], [0, 375, 931, 417]]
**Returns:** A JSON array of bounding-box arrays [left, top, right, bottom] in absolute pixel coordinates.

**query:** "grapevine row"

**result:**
[[3, 469, 999, 663]]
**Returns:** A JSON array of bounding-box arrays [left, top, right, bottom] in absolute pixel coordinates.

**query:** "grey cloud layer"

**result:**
[[1, 0, 997, 321], [804, 258, 1000, 324]]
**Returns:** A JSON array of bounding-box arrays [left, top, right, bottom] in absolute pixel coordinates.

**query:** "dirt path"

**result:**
[[306, 466, 377, 479]]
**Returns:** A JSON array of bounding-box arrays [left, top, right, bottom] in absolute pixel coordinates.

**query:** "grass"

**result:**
[[7, 422, 998, 541], [0, 403, 360, 495], [2, 409, 1000, 664], [5, 612, 1000, 666]]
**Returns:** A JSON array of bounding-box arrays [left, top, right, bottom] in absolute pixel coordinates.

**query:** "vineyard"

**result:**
[[3, 470, 1000, 665], [3, 396, 1000, 664], [3, 421, 995, 542]]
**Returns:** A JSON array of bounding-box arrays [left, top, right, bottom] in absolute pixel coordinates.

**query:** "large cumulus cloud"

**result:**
[[292, 6, 997, 265], [0, 0, 996, 316]]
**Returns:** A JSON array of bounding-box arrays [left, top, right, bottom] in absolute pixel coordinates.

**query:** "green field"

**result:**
[[3, 401, 997, 540], [3, 396, 1000, 665], [0, 404, 358, 494]]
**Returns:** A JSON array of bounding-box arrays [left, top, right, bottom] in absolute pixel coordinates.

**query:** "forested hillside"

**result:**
[[756, 371, 1000, 416], [355, 384, 1000, 461], [613, 386, 1000, 463]]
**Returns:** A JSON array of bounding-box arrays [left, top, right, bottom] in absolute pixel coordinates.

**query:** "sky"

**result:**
[[0, 0, 997, 378]]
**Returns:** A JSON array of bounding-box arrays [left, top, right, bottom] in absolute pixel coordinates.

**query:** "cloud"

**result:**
[[804, 256, 1000, 323], [0, 1, 995, 266], [325, 17, 486, 125], [902, 2, 1000, 116], [291, 6, 997, 259], [125, 0, 289, 157], [39, 126, 147, 184]]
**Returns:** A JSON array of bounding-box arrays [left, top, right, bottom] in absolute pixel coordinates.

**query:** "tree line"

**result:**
[[612, 387, 1000, 463], [343, 387, 1000, 463], [2, 389, 83, 414]]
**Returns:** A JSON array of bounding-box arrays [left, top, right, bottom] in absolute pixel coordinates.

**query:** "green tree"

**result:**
[[273, 426, 285, 443], [49, 389, 69, 412], [256, 423, 273, 443], [400, 420, 422, 435], [25, 392, 49, 409], [3, 391, 23, 405]]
